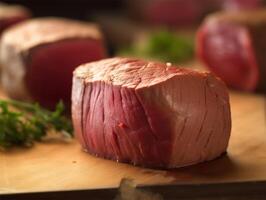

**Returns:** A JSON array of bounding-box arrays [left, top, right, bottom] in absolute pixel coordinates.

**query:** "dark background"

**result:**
[[1, 0, 123, 19]]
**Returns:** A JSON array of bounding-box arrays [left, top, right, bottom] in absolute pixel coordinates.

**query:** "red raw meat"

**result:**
[[0, 3, 30, 34], [72, 57, 231, 168], [0, 18, 106, 109], [197, 10, 266, 92]]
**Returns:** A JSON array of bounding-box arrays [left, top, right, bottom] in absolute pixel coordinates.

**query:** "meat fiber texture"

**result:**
[[197, 9, 266, 93], [0, 17, 106, 109], [0, 3, 31, 34], [72, 57, 231, 169]]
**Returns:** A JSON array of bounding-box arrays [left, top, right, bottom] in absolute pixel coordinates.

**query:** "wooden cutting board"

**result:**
[[0, 88, 265, 194]]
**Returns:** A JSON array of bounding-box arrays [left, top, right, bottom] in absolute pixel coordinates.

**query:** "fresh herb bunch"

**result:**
[[0, 99, 73, 149], [120, 30, 194, 63]]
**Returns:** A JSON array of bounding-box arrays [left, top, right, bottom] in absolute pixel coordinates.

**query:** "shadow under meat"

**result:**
[[164, 153, 240, 183]]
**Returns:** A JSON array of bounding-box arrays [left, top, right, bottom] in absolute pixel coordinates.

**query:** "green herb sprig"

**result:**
[[119, 30, 194, 63], [0, 99, 73, 149]]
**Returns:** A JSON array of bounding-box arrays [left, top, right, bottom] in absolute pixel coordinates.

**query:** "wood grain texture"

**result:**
[[0, 88, 265, 195]]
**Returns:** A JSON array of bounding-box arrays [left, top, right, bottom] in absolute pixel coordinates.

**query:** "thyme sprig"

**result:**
[[0, 99, 73, 149]]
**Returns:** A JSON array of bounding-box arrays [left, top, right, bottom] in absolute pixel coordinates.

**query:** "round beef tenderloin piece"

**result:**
[[0, 3, 31, 34], [72, 57, 231, 169], [197, 10, 266, 93], [0, 18, 106, 109]]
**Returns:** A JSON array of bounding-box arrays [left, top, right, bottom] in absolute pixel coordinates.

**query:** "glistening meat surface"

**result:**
[[72, 58, 231, 169]]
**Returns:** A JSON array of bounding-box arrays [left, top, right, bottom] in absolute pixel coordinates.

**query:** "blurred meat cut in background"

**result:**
[[0, 2, 30, 34], [1, 0, 263, 26], [222, 0, 263, 11], [126, 0, 264, 27]]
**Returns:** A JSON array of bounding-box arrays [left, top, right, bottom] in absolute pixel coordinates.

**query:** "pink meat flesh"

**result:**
[[26, 39, 105, 109], [197, 22, 259, 91], [72, 58, 231, 168]]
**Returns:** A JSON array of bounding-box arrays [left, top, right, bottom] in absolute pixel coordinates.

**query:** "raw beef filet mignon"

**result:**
[[0, 18, 106, 109], [72, 57, 231, 168], [0, 3, 30, 34], [197, 10, 266, 93]]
